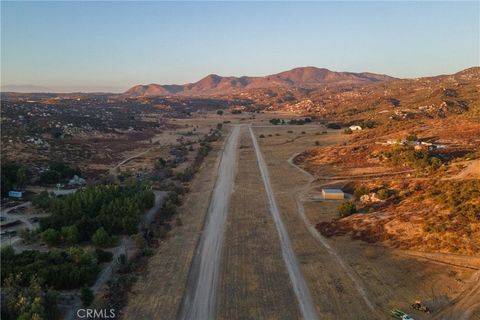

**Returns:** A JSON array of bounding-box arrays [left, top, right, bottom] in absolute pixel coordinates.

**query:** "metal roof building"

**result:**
[[321, 188, 344, 200]]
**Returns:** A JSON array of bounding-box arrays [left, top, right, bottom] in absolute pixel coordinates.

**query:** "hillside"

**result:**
[[124, 67, 396, 96], [255, 67, 480, 120]]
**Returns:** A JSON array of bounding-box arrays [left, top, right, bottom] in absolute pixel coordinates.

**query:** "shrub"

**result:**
[[95, 249, 113, 263], [39, 170, 61, 185], [80, 287, 94, 306], [42, 228, 60, 245], [259, 134, 265, 138], [406, 133, 417, 141], [354, 185, 370, 200], [315, 141, 320, 146], [216, 110, 224, 115], [270, 118, 281, 125], [376, 188, 389, 200], [92, 227, 111, 248], [327, 123, 341, 129], [61, 225, 80, 244], [344, 128, 353, 134], [338, 202, 357, 217]]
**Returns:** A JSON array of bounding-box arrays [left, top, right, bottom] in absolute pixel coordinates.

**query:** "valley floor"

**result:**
[[122, 120, 480, 320]]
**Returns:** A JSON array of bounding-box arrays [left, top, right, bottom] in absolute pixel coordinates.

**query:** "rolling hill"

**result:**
[[124, 67, 396, 97]]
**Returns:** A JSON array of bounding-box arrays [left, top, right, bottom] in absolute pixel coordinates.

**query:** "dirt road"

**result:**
[[179, 125, 240, 320], [249, 126, 318, 320]]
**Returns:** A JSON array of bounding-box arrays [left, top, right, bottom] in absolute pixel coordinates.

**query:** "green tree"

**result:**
[[42, 228, 60, 245], [61, 225, 80, 244], [15, 167, 29, 189], [80, 286, 94, 306], [92, 227, 111, 247], [338, 201, 357, 217], [39, 170, 61, 185], [7, 275, 46, 320]]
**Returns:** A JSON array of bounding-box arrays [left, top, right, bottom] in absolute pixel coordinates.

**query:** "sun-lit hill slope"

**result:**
[[124, 67, 396, 96]]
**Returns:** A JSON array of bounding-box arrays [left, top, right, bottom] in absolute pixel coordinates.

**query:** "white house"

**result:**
[[69, 175, 86, 186], [349, 125, 362, 131]]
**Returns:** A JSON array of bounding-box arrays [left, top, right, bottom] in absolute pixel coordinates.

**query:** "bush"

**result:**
[[338, 202, 357, 217], [95, 249, 113, 263], [376, 188, 389, 200], [354, 185, 370, 200], [315, 141, 320, 146], [216, 110, 224, 115], [80, 287, 94, 306], [270, 118, 281, 125], [92, 227, 111, 248], [327, 123, 341, 129], [21, 229, 40, 244], [259, 134, 265, 138], [39, 170, 61, 185], [42, 228, 60, 245], [344, 128, 353, 134], [406, 133, 417, 142], [61, 225, 80, 244]]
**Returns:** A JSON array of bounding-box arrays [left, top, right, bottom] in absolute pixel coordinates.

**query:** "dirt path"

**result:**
[[249, 126, 318, 320], [288, 153, 376, 311], [447, 159, 480, 180], [178, 125, 240, 320], [109, 148, 152, 174], [122, 131, 227, 320]]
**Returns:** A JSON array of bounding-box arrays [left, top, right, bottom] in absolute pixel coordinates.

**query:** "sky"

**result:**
[[1, 1, 479, 92]]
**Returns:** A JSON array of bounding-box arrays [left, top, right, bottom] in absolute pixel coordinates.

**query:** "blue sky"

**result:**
[[1, 1, 479, 92]]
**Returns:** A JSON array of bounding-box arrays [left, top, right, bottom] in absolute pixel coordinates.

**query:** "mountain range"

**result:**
[[124, 67, 396, 97]]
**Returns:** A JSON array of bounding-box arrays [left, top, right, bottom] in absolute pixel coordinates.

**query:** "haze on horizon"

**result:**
[[1, 1, 479, 93]]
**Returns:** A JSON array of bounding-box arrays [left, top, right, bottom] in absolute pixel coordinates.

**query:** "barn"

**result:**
[[322, 188, 344, 200]]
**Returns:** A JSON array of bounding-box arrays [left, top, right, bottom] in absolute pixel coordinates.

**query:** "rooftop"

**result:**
[[322, 188, 344, 193]]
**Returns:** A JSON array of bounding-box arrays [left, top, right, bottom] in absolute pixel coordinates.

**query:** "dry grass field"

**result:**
[[217, 126, 301, 320], [251, 125, 479, 319]]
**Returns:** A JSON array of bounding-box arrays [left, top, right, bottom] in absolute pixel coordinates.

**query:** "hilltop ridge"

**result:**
[[124, 67, 396, 96]]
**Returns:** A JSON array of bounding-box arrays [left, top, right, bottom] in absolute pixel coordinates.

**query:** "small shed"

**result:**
[[322, 188, 344, 200], [8, 191, 23, 199]]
